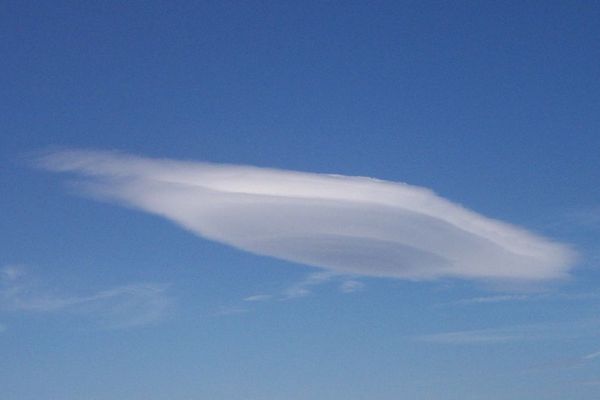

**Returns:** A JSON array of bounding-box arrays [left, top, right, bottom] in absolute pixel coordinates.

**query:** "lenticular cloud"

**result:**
[[39, 150, 576, 282]]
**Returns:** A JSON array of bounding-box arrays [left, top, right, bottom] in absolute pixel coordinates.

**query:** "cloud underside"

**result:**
[[39, 150, 576, 282]]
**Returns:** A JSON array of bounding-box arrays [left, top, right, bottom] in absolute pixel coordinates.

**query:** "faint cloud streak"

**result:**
[[339, 280, 365, 293], [416, 319, 600, 345], [282, 271, 335, 299], [243, 294, 273, 302], [0, 265, 171, 329]]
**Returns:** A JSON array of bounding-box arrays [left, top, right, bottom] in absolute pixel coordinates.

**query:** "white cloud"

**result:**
[[451, 294, 532, 305], [0, 265, 171, 328], [37, 149, 577, 282], [416, 319, 600, 345], [282, 271, 335, 299], [243, 294, 273, 302], [76, 283, 172, 329], [447, 291, 600, 307], [240, 272, 364, 307], [582, 350, 600, 360], [339, 280, 365, 293]]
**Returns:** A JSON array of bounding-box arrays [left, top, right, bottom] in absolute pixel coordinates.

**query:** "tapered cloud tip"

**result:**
[[37, 149, 577, 282]]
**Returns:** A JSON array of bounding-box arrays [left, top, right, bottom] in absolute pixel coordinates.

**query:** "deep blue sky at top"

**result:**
[[1, 2, 600, 399], [2, 0, 600, 308], [3, 1, 599, 281], [3, 1, 599, 208]]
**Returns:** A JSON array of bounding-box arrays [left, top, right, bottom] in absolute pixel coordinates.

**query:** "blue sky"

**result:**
[[2, 2, 600, 399]]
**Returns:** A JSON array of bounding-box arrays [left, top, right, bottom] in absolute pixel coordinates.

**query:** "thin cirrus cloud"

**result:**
[[1, 265, 171, 329], [416, 318, 600, 345], [37, 149, 577, 283]]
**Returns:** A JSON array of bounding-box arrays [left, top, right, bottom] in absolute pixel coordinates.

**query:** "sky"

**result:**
[[1, 1, 600, 399]]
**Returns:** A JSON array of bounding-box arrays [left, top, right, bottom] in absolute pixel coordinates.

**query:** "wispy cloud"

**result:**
[[0, 265, 171, 329], [282, 271, 336, 299], [447, 291, 600, 307], [243, 294, 273, 302], [223, 272, 367, 316], [416, 319, 600, 345], [339, 280, 365, 293], [582, 350, 600, 360], [36, 149, 577, 283], [74, 284, 172, 329], [234, 273, 365, 315], [450, 294, 532, 305]]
